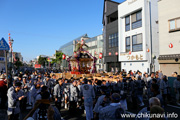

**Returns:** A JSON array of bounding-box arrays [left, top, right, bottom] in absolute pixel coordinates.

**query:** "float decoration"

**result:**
[[67, 39, 97, 74]]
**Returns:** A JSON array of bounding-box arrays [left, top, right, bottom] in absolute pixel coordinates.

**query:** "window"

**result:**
[[109, 35, 112, 48], [109, 33, 118, 48], [169, 18, 180, 32], [107, 11, 118, 24], [0, 51, 5, 57], [126, 37, 130, 52], [177, 19, 180, 28], [170, 20, 175, 30], [125, 16, 130, 31], [132, 11, 142, 29], [116, 33, 118, 47], [132, 34, 143, 52]]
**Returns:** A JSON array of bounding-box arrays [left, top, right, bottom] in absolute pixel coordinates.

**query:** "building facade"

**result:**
[[103, 0, 121, 72], [158, 0, 180, 76], [118, 0, 159, 73], [85, 34, 104, 71]]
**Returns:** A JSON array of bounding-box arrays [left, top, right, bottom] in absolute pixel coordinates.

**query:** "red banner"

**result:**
[[35, 64, 41, 68]]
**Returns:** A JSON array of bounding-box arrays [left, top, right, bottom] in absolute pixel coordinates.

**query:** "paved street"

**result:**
[[1, 98, 180, 120]]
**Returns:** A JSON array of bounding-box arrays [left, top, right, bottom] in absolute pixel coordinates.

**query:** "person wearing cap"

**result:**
[[7, 82, 25, 120], [80, 79, 95, 120], [99, 93, 125, 120], [0, 74, 7, 109]]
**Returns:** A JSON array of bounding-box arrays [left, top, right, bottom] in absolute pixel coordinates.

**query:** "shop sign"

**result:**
[[127, 54, 143, 60]]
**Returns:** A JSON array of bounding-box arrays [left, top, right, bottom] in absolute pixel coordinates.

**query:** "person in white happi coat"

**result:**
[[7, 82, 25, 120], [81, 80, 95, 120], [69, 80, 79, 111]]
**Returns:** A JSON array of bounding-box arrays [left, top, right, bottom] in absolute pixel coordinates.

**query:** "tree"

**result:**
[[14, 57, 23, 69], [51, 51, 63, 68], [38, 56, 48, 67]]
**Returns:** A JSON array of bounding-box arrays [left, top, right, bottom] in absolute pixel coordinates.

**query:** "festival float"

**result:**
[[67, 39, 97, 74]]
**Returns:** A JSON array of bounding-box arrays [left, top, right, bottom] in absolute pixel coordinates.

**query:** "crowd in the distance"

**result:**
[[0, 69, 180, 120]]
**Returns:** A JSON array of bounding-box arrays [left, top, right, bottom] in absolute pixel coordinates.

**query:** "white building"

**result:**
[[118, 0, 159, 73], [158, 0, 180, 76]]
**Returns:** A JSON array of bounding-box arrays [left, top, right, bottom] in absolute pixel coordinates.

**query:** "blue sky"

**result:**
[[0, 0, 125, 62]]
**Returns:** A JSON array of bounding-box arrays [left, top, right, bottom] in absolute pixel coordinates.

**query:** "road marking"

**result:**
[[167, 104, 180, 109]]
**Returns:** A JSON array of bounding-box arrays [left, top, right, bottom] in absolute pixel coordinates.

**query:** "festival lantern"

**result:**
[[115, 52, 118, 56], [169, 43, 173, 48], [147, 48, 150, 52], [99, 53, 103, 59], [109, 52, 111, 56], [129, 51, 131, 55], [74, 52, 78, 57], [62, 54, 66, 60]]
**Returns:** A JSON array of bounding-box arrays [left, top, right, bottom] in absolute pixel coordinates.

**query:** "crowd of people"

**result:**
[[0, 69, 180, 120]]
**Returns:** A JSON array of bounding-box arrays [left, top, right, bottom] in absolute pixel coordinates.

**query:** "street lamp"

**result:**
[[9, 39, 14, 85], [10, 39, 14, 63]]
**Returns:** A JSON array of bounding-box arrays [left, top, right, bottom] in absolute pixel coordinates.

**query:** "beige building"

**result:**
[[158, 0, 180, 76]]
